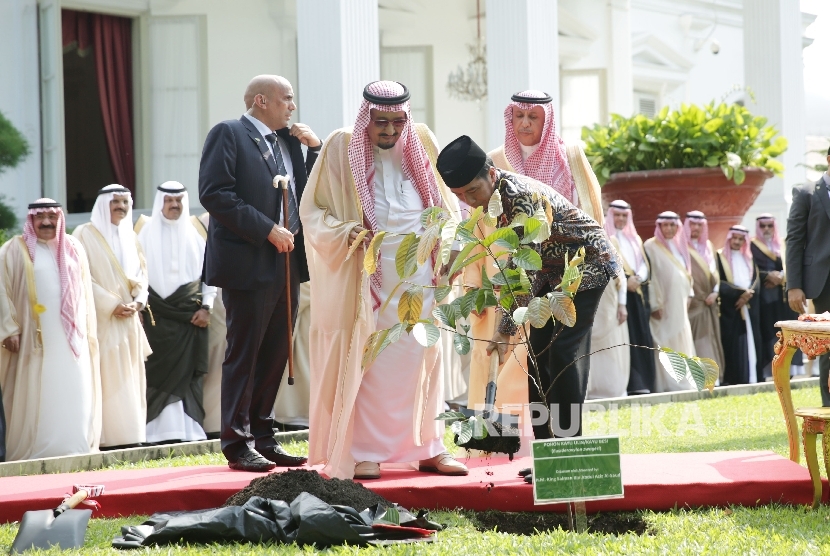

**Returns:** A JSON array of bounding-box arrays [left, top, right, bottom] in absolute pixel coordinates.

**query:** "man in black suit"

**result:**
[[786, 147, 830, 406], [199, 75, 320, 471]]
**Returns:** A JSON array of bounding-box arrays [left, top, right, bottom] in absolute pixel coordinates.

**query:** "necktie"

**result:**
[[265, 133, 300, 234]]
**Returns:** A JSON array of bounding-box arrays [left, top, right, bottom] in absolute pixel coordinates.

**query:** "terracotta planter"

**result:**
[[600, 167, 773, 247]]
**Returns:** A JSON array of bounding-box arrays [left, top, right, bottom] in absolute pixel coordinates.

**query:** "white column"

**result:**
[[485, 0, 559, 151], [0, 0, 42, 219], [297, 0, 379, 140], [607, 0, 633, 116], [742, 0, 806, 225]]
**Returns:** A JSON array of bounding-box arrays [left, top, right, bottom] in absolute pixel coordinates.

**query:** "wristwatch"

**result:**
[[201, 304, 212, 314]]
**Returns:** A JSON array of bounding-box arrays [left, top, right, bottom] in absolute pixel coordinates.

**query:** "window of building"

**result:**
[[380, 46, 434, 129], [560, 70, 606, 144]]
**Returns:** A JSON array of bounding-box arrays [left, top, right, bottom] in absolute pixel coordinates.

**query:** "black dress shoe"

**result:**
[[228, 449, 277, 472], [518, 467, 532, 477], [258, 445, 308, 467]]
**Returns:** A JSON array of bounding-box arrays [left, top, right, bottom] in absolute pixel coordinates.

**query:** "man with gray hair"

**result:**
[[199, 75, 319, 471]]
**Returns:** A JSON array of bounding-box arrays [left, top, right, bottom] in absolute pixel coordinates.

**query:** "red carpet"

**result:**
[[0, 451, 824, 523]]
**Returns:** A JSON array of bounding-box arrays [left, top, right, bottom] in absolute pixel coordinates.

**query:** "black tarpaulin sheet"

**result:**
[[112, 493, 441, 548]]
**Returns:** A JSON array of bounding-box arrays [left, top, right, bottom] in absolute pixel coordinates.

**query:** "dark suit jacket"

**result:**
[[786, 176, 830, 299], [198, 116, 318, 290]]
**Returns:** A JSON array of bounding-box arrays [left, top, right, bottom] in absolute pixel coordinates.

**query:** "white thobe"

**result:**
[[110, 224, 149, 306], [730, 251, 758, 384], [350, 143, 446, 464], [30, 241, 94, 458], [142, 218, 213, 443]]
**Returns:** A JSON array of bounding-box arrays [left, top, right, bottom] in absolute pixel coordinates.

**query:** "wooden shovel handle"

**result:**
[[488, 350, 499, 384], [54, 490, 88, 517]]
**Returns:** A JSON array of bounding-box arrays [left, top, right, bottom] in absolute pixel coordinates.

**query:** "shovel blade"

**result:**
[[10, 509, 91, 554]]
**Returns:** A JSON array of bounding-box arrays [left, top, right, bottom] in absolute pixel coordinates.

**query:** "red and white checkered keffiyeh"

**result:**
[[753, 213, 781, 257], [348, 80, 443, 309], [22, 199, 84, 358], [683, 210, 715, 268], [503, 90, 575, 202], [604, 200, 644, 270], [654, 212, 691, 273], [723, 225, 753, 269]]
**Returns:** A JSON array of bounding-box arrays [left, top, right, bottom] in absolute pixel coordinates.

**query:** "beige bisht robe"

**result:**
[[644, 238, 696, 392], [195, 214, 226, 435], [688, 245, 725, 377], [0, 236, 102, 461], [73, 223, 151, 446], [471, 143, 607, 410], [300, 124, 461, 479], [587, 278, 630, 399], [273, 281, 311, 427]]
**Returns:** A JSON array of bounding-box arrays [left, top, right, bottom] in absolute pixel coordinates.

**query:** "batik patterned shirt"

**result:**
[[496, 170, 622, 334]]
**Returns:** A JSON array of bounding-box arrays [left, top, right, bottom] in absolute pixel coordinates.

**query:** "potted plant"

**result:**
[[0, 109, 29, 245], [582, 101, 787, 245]]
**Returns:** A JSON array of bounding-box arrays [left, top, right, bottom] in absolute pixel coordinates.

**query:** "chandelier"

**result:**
[[447, 0, 487, 103]]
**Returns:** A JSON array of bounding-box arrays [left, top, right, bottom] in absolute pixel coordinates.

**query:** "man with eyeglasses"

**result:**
[[751, 214, 803, 378], [300, 80, 466, 480], [0, 199, 101, 461]]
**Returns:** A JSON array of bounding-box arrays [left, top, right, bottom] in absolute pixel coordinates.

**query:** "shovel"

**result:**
[[10, 489, 93, 553], [456, 351, 521, 458]]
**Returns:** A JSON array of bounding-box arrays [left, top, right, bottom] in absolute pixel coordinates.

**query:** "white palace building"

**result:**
[[0, 0, 824, 227]]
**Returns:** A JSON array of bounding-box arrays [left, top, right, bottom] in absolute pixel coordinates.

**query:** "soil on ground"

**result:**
[[224, 469, 392, 511], [473, 510, 649, 536]]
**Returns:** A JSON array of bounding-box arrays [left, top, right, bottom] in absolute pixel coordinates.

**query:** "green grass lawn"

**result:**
[[3, 388, 829, 554]]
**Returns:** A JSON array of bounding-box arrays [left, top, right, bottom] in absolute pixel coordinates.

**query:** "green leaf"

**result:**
[[433, 303, 458, 329], [455, 420, 474, 445], [499, 292, 515, 312], [417, 223, 441, 265], [458, 288, 478, 318], [481, 264, 493, 290], [395, 233, 419, 279], [513, 248, 542, 271], [420, 206, 446, 228], [487, 188, 503, 219], [462, 206, 484, 231], [362, 329, 388, 369], [380, 506, 400, 526], [686, 356, 707, 391], [658, 347, 690, 384], [549, 291, 576, 327], [527, 296, 552, 328], [476, 288, 498, 314], [447, 242, 476, 278], [471, 414, 490, 440], [434, 284, 453, 304], [733, 167, 746, 185], [398, 285, 423, 324], [413, 322, 441, 347], [440, 220, 459, 265], [363, 231, 386, 275], [482, 227, 519, 250], [436, 410, 467, 421], [513, 306, 528, 324], [520, 216, 542, 244], [453, 332, 471, 355], [455, 226, 479, 244]]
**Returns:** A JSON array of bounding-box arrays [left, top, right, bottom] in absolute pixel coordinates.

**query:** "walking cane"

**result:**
[[275, 175, 295, 385]]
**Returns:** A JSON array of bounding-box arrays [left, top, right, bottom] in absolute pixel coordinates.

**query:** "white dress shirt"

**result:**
[[243, 113, 297, 228]]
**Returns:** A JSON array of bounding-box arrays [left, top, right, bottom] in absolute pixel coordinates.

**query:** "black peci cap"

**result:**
[[437, 135, 488, 189]]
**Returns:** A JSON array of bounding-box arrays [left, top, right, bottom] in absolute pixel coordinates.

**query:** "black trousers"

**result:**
[[812, 278, 830, 407], [0, 383, 5, 462], [220, 251, 300, 461], [527, 285, 605, 440]]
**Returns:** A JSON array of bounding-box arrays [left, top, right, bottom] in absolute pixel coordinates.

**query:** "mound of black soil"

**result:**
[[473, 510, 649, 536], [224, 469, 392, 511], [455, 422, 521, 459]]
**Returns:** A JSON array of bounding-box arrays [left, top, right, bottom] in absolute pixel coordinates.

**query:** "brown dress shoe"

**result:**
[[354, 461, 381, 479], [418, 452, 468, 476]]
